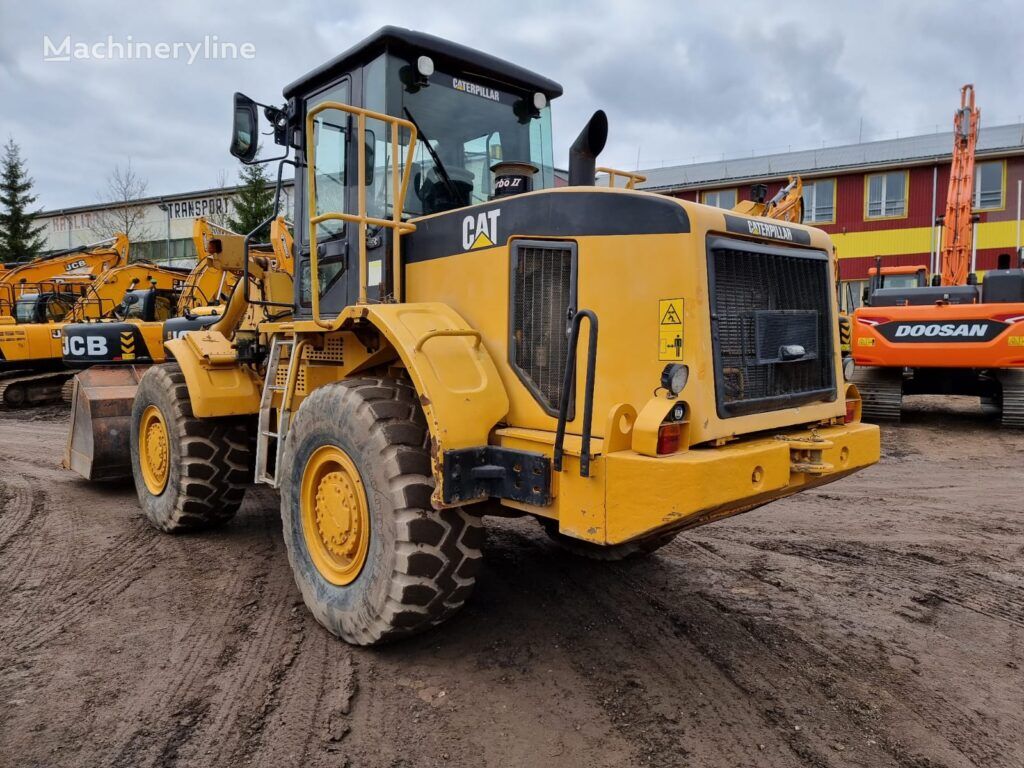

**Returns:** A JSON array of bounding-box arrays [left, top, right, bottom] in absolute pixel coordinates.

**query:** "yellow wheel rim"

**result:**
[[139, 405, 170, 495], [300, 445, 370, 586]]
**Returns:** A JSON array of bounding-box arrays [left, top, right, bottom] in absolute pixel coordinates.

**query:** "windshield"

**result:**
[[883, 274, 921, 289], [364, 59, 554, 219], [14, 295, 39, 324]]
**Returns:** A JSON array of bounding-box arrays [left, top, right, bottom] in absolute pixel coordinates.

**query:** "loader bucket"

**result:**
[[64, 365, 149, 481]]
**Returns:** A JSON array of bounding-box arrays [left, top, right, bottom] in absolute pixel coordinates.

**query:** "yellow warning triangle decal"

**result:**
[[661, 305, 682, 325], [470, 231, 495, 250]]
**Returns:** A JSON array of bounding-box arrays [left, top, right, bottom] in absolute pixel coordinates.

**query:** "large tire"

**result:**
[[130, 363, 254, 532], [279, 378, 483, 646], [540, 519, 678, 561]]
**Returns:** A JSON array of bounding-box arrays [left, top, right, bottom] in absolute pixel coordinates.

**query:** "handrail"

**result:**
[[414, 328, 482, 352], [596, 167, 647, 190], [305, 101, 418, 329], [553, 309, 599, 478]]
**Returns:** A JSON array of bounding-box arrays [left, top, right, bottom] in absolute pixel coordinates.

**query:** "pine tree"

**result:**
[[227, 159, 275, 241], [0, 138, 46, 262]]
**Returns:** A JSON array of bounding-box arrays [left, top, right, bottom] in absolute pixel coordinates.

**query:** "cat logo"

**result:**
[[461, 209, 501, 250]]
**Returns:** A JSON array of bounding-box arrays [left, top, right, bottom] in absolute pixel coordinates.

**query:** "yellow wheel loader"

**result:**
[[0, 260, 190, 407], [65, 216, 292, 480], [125, 27, 879, 645]]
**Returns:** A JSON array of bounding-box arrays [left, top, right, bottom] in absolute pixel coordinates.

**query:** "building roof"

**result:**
[[636, 122, 1024, 192]]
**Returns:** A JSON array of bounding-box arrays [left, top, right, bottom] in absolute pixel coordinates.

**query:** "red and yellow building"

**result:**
[[636, 124, 1024, 308]]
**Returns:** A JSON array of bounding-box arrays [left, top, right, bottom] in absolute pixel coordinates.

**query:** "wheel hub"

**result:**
[[138, 405, 170, 495], [300, 446, 370, 585]]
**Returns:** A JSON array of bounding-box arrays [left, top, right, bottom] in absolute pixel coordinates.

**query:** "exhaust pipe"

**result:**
[[568, 110, 608, 186]]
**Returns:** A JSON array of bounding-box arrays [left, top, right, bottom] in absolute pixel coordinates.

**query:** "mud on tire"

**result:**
[[280, 378, 483, 646], [540, 519, 678, 561], [130, 363, 254, 532]]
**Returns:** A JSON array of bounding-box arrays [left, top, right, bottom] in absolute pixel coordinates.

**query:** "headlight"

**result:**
[[660, 363, 689, 396]]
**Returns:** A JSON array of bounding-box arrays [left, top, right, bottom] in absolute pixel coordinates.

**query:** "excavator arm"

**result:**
[[939, 84, 979, 287]]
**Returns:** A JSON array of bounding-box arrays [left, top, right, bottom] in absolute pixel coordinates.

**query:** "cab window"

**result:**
[[46, 296, 71, 322]]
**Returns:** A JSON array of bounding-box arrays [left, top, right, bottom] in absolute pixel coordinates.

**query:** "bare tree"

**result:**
[[90, 159, 154, 243], [208, 168, 235, 229]]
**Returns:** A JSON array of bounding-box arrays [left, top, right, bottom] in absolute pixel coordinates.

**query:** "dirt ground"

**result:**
[[0, 397, 1022, 768]]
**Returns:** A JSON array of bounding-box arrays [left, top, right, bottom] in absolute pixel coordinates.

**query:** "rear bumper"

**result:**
[[551, 421, 880, 545]]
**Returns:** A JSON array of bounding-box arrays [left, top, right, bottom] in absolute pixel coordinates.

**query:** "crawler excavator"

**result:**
[[0, 234, 129, 318], [0, 260, 190, 407], [65, 216, 292, 480], [851, 85, 1024, 426], [116, 27, 878, 645]]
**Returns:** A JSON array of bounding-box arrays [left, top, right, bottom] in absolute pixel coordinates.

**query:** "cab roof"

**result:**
[[283, 26, 563, 101]]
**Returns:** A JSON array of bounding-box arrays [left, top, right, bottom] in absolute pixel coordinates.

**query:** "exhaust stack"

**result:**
[[568, 110, 608, 186]]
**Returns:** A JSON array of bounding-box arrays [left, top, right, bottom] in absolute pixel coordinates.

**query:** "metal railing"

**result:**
[[305, 101, 418, 328], [596, 167, 647, 190]]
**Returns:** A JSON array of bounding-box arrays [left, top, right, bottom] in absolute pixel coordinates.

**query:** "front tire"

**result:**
[[280, 378, 483, 646], [130, 363, 254, 532]]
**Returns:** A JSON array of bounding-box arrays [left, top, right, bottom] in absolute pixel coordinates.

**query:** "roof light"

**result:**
[[416, 56, 434, 78], [533, 92, 547, 110]]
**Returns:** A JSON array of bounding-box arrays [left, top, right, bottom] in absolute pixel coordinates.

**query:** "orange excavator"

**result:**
[[851, 85, 1024, 426]]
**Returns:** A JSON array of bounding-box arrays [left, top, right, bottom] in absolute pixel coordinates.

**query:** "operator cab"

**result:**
[[114, 289, 175, 323], [230, 27, 562, 317], [13, 292, 73, 324]]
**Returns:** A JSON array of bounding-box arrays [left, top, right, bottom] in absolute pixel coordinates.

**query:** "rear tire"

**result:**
[[540, 519, 678, 561], [130, 363, 253, 532], [279, 378, 483, 646]]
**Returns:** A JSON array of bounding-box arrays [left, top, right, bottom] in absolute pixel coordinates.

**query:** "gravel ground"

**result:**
[[0, 396, 1021, 768]]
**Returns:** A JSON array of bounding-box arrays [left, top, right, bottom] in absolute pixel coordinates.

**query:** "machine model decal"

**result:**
[[462, 209, 501, 250], [723, 213, 812, 245], [658, 298, 684, 361], [877, 320, 1009, 343]]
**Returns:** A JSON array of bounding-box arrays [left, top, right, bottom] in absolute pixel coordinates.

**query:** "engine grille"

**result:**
[[708, 238, 836, 417], [510, 240, 576, 414]]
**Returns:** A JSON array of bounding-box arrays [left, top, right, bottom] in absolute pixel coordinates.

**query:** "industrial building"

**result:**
[[634, 123, 1024, 308]]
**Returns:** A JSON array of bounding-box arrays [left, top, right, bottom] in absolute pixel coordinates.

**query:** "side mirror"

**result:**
[[230, 92, 259, 162], [861, 286, 870, 305]]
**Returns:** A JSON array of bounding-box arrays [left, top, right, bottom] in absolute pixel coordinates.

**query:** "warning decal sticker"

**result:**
[[659, 298, 684, 361]]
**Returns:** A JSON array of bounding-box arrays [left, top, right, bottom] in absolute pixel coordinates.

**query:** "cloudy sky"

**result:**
[[2, 0, 1022, 210]]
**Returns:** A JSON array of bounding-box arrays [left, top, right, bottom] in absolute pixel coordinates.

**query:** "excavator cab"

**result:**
[[113, 288, 176, 323], [12, 292, 74, 324]]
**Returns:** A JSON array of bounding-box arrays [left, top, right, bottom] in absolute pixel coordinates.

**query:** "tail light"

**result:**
[[845, 399, 858, 423], [657, 423, 682, 455]]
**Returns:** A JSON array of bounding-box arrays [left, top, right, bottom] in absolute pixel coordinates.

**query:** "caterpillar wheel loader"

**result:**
[[850, 85, 1024, 426], [0, 260, 190, 407], [65, 216, 292, 480], [126, 27, 879, 645]]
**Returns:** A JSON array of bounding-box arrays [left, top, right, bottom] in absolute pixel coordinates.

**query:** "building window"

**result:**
[[802, 178, 835, 223], [702, 188, 737, 209], [865, 170, 907, 219], [974, 160, 1004, 210]]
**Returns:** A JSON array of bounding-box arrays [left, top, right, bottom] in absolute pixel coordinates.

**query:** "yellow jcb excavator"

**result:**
[[65, 216, 294, 480], [0, 260, 190, 407]]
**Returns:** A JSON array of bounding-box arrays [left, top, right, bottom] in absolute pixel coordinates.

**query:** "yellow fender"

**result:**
[[164, 332, 262, 418], [358, 302, 510, 506]]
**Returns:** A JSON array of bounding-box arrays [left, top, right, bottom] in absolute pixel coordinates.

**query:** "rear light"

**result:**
[[657, 423, 682, 455], [845, 399, 858, 424]]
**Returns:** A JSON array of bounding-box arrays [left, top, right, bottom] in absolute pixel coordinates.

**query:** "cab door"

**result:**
[[294, 77, 359, 319]]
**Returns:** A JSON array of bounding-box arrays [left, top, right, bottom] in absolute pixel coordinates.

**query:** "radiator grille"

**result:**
[[510, 241, 576, 414], [709, 240, 835, 416]]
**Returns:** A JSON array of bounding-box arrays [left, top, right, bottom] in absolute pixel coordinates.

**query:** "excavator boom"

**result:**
[[939, 84, 979, 286]]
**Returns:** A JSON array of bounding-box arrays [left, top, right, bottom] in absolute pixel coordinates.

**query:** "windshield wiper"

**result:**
[[402, 107, 460, 204]]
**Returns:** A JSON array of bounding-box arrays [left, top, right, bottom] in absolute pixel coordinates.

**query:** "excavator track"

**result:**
[[849, 365, 904, 422], [997, 369, 1024, 429], [0, 370, 74, 408]]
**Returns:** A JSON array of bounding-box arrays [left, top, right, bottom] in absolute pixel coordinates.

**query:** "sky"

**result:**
[[1, 0, 1022, 211]]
